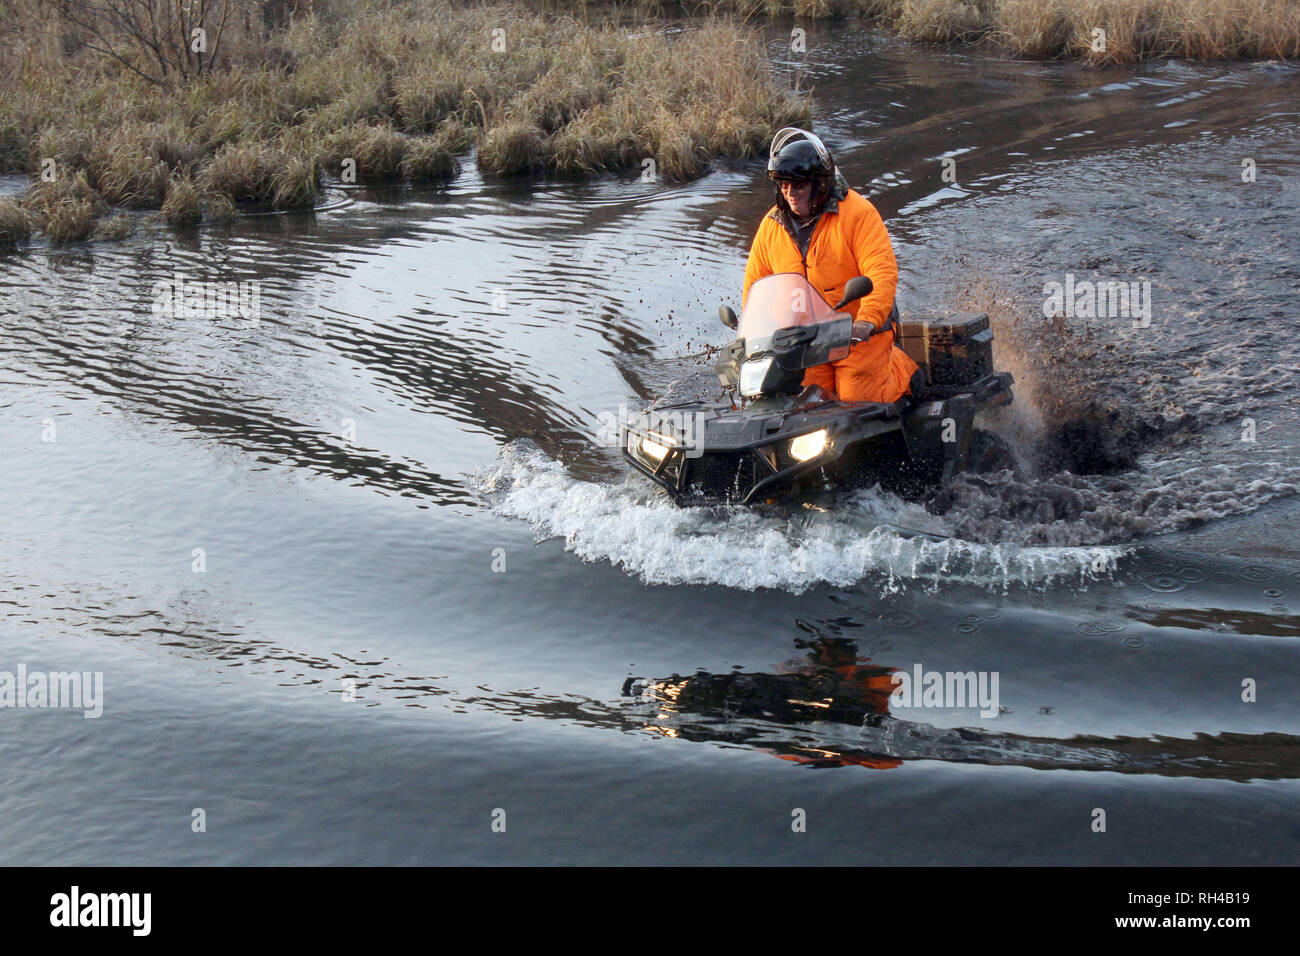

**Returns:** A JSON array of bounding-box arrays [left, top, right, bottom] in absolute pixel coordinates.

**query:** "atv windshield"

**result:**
[[739, 273, 851, 365]]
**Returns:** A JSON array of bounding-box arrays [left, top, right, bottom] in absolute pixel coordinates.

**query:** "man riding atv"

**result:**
[[619, 128, 1016, 505], [743, 128, 920, 404]]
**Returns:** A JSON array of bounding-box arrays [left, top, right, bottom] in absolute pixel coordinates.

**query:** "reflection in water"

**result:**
[[1127, 605, 1300, 638], [30, 567, 1285, 782], [626, 635, 904, 770], [621, 633, 1300, 781], [623, 675, 1300, 780]]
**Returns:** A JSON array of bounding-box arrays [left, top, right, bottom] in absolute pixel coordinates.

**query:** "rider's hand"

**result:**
[[850, 320, 875, 343]]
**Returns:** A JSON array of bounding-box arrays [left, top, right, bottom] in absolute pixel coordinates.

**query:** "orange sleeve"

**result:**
[[848, 198, 898, 329], [742, 213, 775, 308]]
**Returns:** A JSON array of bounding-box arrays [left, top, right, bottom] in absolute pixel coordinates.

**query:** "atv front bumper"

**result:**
[[620, 400, 901, 506]]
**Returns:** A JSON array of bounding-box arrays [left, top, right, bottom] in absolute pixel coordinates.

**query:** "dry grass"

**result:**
[[479, 122, 551, 174], [400, 137, 462, 181], [159, 175, 241, 226], [202, 143, 321, 208], [978, 0, 1300, 61], [480, 17, 809, 180], [18, 172, 109, 243], [896, 0, 1299, 60], [3, 0, 1287, 248], [92, 214, 136, 240], [896, 0, 989, 42], [0, 198, 32, 245], [161, 176, 203, 225], [0, 0, 807, 243], [755, 0, 1300, 60], [556, 0, 1300, 60], [86, 126, 174, 207], [323, 124, 411, 179]]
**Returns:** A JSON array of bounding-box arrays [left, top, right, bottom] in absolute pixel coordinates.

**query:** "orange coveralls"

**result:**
[[742, 187, 919, 403]]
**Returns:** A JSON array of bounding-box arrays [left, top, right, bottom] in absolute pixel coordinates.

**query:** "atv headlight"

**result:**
[[638, 433, 671, 462], [739, 357, 773, 397], [789, 429, 827, 462]]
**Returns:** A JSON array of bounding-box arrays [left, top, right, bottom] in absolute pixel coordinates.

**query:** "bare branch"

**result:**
[[209, 0, 234, 71], [54, 1, 168, 86]]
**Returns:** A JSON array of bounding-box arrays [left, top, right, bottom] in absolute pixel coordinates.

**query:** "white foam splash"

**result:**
[[472, 441, 1129, 594]]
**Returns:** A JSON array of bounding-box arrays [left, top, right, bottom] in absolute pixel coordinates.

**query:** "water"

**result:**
[[2, 22, 1298, 864]]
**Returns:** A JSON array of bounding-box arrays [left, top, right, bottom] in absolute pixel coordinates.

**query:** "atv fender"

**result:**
[[901, 393, 976, 482]]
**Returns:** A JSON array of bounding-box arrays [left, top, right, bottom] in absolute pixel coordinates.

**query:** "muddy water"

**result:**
[[1, 23, 1298, 864]]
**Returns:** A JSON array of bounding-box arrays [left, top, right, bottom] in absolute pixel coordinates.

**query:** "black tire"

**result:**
[[967, 429, 1018, 477]]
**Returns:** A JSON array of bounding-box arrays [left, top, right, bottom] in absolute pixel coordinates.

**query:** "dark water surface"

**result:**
[[2, 22, 1299, 864]]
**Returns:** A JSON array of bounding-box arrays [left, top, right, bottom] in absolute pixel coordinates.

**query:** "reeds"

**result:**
[[4, 0, 1287, 247], [887, 0, 1300, 61], [161, 177, 204, 226], [0, 199, 31, 246], [202, 143, 321, 208], [896, 0, 989, 42], [18, 172, 108, 244], [0, 0, 807, 243], [965, 0, 1300, 61], [478, 17, 809, 179], [547, 0, 1300, 60]]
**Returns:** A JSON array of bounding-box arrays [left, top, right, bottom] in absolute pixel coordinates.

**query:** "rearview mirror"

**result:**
[[719, 305, 738, 330], [833, 276, 873, 310]]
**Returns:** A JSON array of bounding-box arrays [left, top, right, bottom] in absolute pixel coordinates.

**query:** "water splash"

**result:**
[[472, 440, 1127, 594]]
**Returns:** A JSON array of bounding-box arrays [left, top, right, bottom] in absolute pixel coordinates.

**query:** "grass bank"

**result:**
[[885, 0, 1300, 60], [591, 0, 1300, 61], [0, 0, 807, 244]]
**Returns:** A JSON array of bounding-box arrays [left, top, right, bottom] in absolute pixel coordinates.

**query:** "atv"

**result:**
[[620, 272, 1015, 505]]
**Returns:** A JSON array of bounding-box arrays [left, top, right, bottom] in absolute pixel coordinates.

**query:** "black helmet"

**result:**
[[768, 139, 828, 182], [767, 127, 835, 215]]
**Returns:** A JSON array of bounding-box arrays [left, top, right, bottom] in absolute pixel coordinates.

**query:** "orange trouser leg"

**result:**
[[834, 342, 920, 403], [801, 362, 838, 397]]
